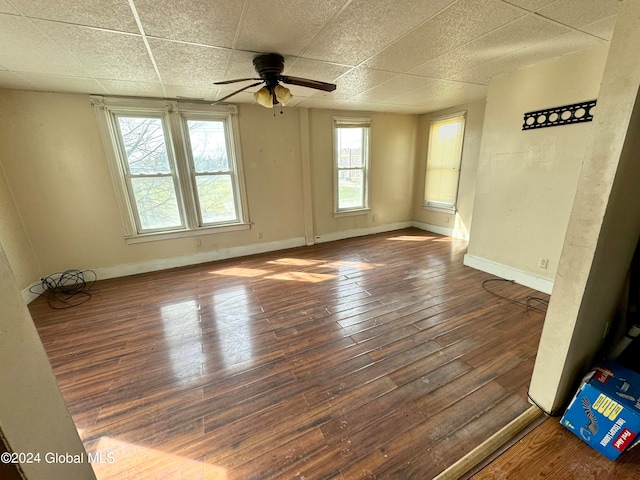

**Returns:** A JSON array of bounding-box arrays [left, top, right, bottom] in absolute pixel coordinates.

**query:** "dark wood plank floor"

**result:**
[[472, 417, 640, 479], [29, 228, 547, 479]]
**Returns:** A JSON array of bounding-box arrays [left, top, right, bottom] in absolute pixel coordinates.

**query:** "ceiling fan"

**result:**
[[213, 53, 337, 108]]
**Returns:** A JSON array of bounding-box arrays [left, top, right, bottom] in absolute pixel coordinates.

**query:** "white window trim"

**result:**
[[423, 110, 466, 213], [333, 116, 371, 215], [91, 96, 250, 243]]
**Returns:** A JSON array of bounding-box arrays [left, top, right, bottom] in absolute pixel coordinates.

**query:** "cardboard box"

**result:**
[[560, 360, 640, 460]]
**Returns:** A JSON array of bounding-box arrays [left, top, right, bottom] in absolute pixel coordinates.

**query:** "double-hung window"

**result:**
[[424, 112, 466, 212], [333, 117, 371, 215], [92, 96, 249, 242]]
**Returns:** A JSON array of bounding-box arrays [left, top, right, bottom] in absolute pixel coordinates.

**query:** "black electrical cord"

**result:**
[[29, 269, 97, 309], [481, 278, 549, 314], [481, 279, 556, 414]]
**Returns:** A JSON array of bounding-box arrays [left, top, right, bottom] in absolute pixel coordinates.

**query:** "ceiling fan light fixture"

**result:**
[[274, 85, 292, 106], [214, 53, 335, 107], [254, 87, 273, 108]]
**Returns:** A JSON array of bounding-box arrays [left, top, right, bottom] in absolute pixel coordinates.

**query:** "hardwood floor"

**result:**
[[472, 417, 640, 479], [29, 228, 547, 479]]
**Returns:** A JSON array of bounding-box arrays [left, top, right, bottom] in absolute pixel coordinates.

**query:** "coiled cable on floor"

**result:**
[[29, 269, 97, 309], [481, 278, 549, 314]]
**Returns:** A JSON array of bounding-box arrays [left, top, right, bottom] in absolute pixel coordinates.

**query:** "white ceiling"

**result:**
[[0, 0, 617, 114]]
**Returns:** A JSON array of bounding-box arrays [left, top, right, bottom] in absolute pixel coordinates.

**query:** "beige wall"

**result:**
[[531, 0, 640, 413], [309, 109, 417, 240], [465, 45, 609, 286], [413, 98, 486, 238], [0, 160, 40, 287], [0, 90, 420, 290], [0, 239, 95, 480]]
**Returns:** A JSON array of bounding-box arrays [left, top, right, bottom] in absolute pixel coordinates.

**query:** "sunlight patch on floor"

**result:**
[[89, 436, 227, 480], [266, 271, 337, 283], [320, 260, 381, 270], [388, 235, 435, 242], [267, 258, 323, 266], [209, 267, 271, 277]]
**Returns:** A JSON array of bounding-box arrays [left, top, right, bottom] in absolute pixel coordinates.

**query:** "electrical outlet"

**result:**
[[257, 231, 263, 239], [538, 258, 549, 269]]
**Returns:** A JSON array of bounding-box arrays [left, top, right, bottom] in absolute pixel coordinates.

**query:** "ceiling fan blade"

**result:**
[[279, 75, 337, 92], [213, 77, 261, 85], [212, 81, 264, 104]]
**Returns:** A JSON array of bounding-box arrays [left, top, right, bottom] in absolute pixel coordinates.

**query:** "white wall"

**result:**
[[0, 239, 95, 480], [413, 98, 486, 239], [531, 0, 640, 413], [464, 45, 610, 293]]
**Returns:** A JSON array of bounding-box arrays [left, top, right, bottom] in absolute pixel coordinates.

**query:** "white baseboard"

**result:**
[[463, 254, 554, 295], [23, 221, 465, 305], [93, 237, 307, 281], [22, 237, 307, 303], [313, 221, 413, 244], [22, 281, 41, 304], [412, 221, 469, 240]]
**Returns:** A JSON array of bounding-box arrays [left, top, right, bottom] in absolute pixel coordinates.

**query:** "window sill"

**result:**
[[333, 208, 371, 218], [125, 222, 251, 244], [422, 204, 457, 215]]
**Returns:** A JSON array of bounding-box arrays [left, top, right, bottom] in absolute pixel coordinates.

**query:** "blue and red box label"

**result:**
[[561, 360, 640, 460]]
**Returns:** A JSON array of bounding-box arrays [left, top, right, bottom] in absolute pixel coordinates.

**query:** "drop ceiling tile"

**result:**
[[341, 100, 400, 112], [284, 84, 317, 98], [0, 15, 87, 76], [165, 84, 218, 100], [349, 74, 435, 102], [15, 72, 108, 94], [235, 0, 346, 56], [224, 50, 266, 81], [581, 15, 617, 41], [216, 90, 261, 107], [303, 0, 457, 66], [148, 39, 230, 86], [365, 0, 525, 73], [9, 0, 138, 32], [0, 0, 18, 14], [409, 15, 569, 79], [293, 97, 346, 110], [214, 81, 264, 105], [451, 30, 604, 84], [536, 0, 619, 28], [390, 105, 437, 114], [35, 20, 158, 82], [387, 80, 487, 106], [100, 79, 164, 97], [314, 67, 396, 100], [134, 0, 244, 48], [284, 58, 351, 84], [0, 71, 39, 90], [503, 0, 555, 10]]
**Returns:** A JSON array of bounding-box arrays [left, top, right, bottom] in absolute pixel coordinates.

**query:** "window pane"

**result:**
[[187, 120, 229, 172], [130, 177, 182, 230], [425, 168, 459, 205], [338, 169, 364, 209], [337, 128, 363, 168], [425, 115, 465, 207], [195, 175, 237, 224], [117, 117, 170, 174]]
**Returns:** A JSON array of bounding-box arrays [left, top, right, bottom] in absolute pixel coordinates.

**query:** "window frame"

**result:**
[[91, 96, 250, 243], [423, 111, 466, 214], [332, 116, 371, 216]]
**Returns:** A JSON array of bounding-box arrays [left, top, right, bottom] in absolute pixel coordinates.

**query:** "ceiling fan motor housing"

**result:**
[[253, 53, 285, 89]]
